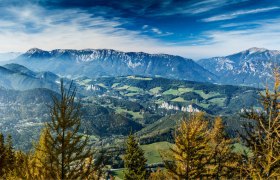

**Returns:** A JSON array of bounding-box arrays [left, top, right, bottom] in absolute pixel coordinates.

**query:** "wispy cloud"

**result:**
[[0, 5, 169, 54], [202, 6, 280, 22], [0, 0, 279, 60], [152, 0, 249, 16], [141, 25, 173, 36]]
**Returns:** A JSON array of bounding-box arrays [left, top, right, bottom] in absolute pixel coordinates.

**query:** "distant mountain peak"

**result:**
[[198, 47, 280, 87], [26, 48, 46, 54], [246, 47, 268, 54]]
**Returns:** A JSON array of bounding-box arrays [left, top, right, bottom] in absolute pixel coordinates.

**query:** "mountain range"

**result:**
[[13, 48, 217, 83], [5, 47, 279, 88], [0, 63, 59, 90], [0, 46, 278, 150], [198, 47, 280, 87]]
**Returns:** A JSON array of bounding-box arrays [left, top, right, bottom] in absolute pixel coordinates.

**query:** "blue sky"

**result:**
[[0, 0, 279, 59]]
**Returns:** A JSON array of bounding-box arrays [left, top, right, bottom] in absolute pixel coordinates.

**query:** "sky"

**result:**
[[0, 0, 280, 59]]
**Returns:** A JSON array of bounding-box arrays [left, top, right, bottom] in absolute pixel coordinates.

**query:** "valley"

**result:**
[[0, 61, 261, 150], [0, 47, 277, 176]]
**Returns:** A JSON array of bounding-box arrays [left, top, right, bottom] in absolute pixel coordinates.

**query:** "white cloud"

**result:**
[[142, 25, 149, 29], [154, 0, 249, 16], [151, 28, 162, 35], [202, 6, 280, 22], [0, 4, 279, 60]]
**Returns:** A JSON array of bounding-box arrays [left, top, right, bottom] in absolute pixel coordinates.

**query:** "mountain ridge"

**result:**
[[13, 48, 217, 83], [197, 47, 280, 87]]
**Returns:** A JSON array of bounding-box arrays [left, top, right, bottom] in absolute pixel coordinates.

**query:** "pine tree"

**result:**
[[164, 112, 212, 179], [123, 133, 147, 180], [208, 116, 238, 179], [35, 80, 103, 179], [240, 70, 280, 178]]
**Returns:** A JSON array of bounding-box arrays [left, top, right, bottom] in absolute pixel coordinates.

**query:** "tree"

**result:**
[[29, 128, 54, 179], [208, 116, 238, 179], [4, 135, 15, 172], [5, 150, 29, 179], [0, 134, 16, 178], [164, 112, 212, 179], [149, 168, 168, 180], [123, 133, 147, 180], [35, 80, 103, 179], [0, 133, 6, 176], [240, 70, 280, 178]]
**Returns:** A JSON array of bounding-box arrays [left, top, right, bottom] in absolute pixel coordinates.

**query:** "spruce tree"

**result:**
[[240, 70, 280, 178], [123, 133, 147, 180], [35, 80, 102, 179], [164, 112, 212, 179]]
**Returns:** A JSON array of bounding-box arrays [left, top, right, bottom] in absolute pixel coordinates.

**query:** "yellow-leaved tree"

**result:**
[[164, 112, 212, 179], [208, 116, 238, 179], [32, 80, 104, 179], [240, 70, 280, 178]]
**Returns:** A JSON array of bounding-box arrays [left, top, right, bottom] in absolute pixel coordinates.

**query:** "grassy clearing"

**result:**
[[178, 87, 193, 94], [149, 87, 162, 94], [171, 97, 186, 102], [163, 89, 179, 95], [115, 107, 143, 119], [198, 102, 210, 109], [163, 88, 193, 96], [116, 85, 130, 90], [127, 76, 152, 81], [194, 90, 220, 99], [209, 97, 226, 106], [124, 92, 139, 97], [116, 85, 143, 92], [112, 83, 120, 88], [127, 87, 143, 92], [125, 93, 139, 97], [97, 83, 107, 88], [141, 141, 173, 164]]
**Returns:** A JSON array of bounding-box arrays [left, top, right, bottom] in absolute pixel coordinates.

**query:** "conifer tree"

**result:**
[[30, 128, 54, 179], [123, 133, 147, 180], [240, 70, 280, 178], [5, 135, 15, 171], [164, 112, 212, 179], [0, 134, 16, 178], [208, 116, 238, 179], [0, 133, 6, 176], [35, 80, 103, 179], [6, 150, 29, 179], [148, 168, 168, 180]]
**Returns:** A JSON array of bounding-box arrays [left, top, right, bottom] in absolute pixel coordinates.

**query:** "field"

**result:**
[[141, 141, 173, 164]]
